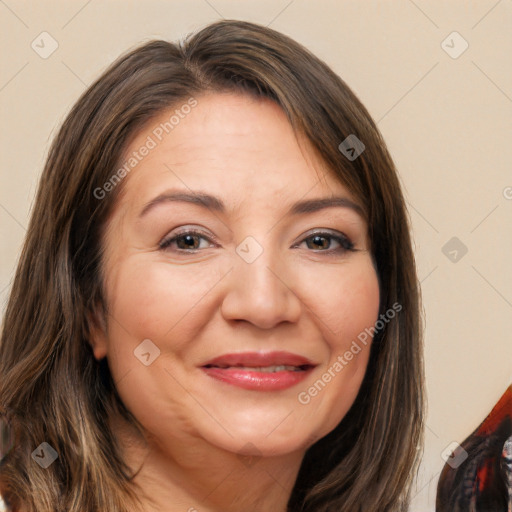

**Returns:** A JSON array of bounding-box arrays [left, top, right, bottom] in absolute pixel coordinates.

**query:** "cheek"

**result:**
[[101, 257, 225, 399], [325, 258, 380, 374], [102, 257, 229, 437], [295, 256, 380, 434], [336, 264, 380, 342], [107, 257, 224, 348], [102, 251, 380, 446], [300, 256, 380, 342]]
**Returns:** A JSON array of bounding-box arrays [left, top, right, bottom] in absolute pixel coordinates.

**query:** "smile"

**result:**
[[200, 351, 317, 391]]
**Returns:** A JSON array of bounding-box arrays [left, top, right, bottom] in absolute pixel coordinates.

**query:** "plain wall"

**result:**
[[1, 1, 511, 510]]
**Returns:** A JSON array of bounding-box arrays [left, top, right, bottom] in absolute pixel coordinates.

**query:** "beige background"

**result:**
[[1, 1, 511, 510]]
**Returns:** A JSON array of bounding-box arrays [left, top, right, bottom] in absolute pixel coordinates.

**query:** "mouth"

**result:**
[[203, 364, 311, 372], [200, 351, 317, 391]]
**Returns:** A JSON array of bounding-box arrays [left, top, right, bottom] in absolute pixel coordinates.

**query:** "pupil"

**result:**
[[182, 235, 197, 248], [312, 236, 327, 249]]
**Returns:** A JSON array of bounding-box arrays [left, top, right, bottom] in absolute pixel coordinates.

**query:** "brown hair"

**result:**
[[0, 19, 424, 512]]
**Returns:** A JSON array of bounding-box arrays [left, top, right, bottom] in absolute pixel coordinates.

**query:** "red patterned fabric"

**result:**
[[436, 384, 512, 511]]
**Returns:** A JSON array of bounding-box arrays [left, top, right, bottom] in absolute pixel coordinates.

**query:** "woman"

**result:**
[[0, 19, 424, 512]]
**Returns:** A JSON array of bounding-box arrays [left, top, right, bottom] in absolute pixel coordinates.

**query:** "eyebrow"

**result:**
[[138, 190, 365, 219]]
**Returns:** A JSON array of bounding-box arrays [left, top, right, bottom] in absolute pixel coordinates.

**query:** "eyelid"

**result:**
[[172, 226, 216, 240], [159, 227, 356, 252], [293, 229, 355, 250], [158, 227, 218, 250], [296, 227, 349, 241]]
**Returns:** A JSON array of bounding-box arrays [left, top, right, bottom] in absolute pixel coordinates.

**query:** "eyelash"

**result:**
[[158, 229, 355, 255]]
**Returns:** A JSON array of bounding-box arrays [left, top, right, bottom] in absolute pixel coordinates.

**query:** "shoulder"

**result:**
[[0, 473, 27, 512], [0, 494, 24, 512], [0, 494, 10, 511], [0, 484, 21, 512]]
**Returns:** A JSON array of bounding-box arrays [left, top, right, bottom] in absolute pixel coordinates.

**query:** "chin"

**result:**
[[203, 426, 314, 459]]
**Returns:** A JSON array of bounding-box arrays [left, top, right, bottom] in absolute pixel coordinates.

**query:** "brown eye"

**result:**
[[159, 230, 214, 252], [299, 231, 355, 253], [306, 235, 330, 250]]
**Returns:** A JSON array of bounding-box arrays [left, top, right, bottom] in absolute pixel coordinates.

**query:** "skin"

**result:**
[[88, 92, 380, 512]]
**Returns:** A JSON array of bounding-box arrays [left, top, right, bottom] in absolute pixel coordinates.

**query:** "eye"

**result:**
[[295, 230, 355, 254], [158, 228, 355, 255], [159, 229, 216, 252]]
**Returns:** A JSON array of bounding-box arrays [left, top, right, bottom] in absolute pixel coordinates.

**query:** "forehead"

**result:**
[[115, 92, 359, 216]]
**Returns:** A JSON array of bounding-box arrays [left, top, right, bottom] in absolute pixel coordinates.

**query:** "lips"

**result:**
[[200, 351, 316, 391]]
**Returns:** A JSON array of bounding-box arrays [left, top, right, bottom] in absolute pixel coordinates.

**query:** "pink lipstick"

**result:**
[[200, 351, 316, 391]]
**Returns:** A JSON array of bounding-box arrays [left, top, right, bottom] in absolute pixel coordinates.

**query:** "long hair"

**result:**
[[0, 19, 424, 512]]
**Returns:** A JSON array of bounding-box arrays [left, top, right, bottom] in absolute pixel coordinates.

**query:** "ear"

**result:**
[[86, 303, 109, 361]]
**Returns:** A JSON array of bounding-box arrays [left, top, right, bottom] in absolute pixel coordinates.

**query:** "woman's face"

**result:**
[[90, 92, 380, 458]]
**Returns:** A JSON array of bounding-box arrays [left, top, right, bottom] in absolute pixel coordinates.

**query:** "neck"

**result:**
[[113, 416, 305, 512]]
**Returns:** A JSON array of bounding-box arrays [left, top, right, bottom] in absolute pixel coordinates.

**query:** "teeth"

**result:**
[[213, 365, 302, 372]]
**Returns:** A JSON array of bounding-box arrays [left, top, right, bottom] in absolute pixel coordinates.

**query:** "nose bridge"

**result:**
[[238, 242, 283, 296], [220, 235, 301, 328]]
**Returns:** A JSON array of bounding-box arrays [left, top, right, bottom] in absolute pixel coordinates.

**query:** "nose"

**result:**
[[220, 245, 302, 329]]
